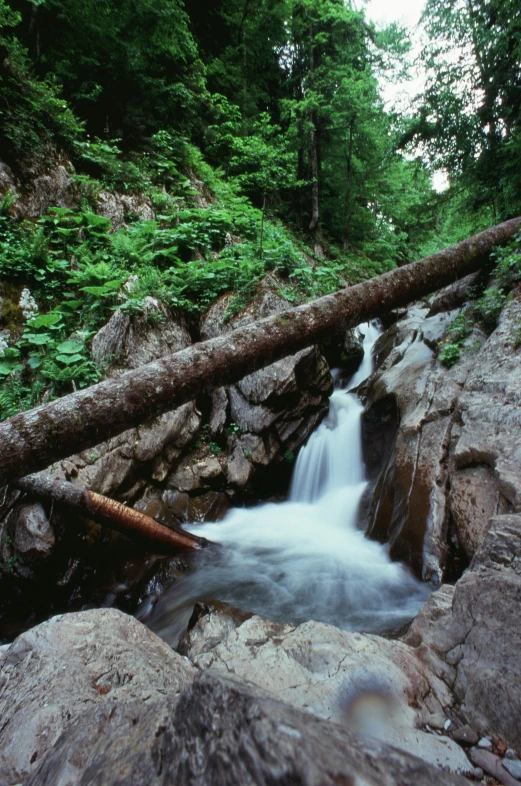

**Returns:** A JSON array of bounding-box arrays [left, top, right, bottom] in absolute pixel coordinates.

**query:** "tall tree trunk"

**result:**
[[0, 218, 518, 486], [343, 116, 355, 252], [308, 24, 320, 233], [308, 120, 320, 232], [14, 473, 207, 552]]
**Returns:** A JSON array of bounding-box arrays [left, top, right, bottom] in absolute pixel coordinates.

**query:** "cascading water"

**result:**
[[145, 323, 430, 646]]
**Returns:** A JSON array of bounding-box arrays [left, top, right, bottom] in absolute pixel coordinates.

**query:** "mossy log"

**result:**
[[0, 216, 519, 485]]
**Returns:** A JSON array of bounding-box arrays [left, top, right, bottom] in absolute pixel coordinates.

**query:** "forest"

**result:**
[[0, 0, 519, 422]]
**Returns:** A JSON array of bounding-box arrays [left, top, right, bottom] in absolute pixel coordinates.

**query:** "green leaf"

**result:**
[[56, 353, 84, 364], [0, 361, 23, 375], [29, 313, 62, 329], [24, 333, 53, 345], [27, 356, 42, 370], [56, 340, 84, 354]]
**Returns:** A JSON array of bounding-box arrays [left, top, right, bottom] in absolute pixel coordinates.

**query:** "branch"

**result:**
[[13, 473, 208, 552]]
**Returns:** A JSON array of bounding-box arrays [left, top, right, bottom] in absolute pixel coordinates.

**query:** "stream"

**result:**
[[145, 323, 430, 646]]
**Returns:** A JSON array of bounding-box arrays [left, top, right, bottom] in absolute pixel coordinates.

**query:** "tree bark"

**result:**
[[14, 473, 207, 552], [0, 217, 519, 486]]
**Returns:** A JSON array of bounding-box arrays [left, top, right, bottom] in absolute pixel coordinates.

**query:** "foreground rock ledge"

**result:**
[[0, 608, 470, 786]]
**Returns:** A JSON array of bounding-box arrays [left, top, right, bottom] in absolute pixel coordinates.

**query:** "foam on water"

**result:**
[[145, 323, 430, 645]]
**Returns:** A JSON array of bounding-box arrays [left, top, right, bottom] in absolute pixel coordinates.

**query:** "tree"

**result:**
[[404, 0, 521, 219], [8, 0, 206, 143], [0, 217, 518, 485]]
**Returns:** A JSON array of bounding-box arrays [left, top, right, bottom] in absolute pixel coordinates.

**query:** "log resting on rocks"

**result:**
[[13, 472, 206, 551], [0, 217, 519, 485]]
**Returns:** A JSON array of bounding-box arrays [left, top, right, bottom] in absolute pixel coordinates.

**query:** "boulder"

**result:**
[[24, 670, 469, 786], [96, 190, 155, 229], [0, 499, 54, 580], [179, 605, 471, 775], [199, 288, 332, 491], [0, 608, 195, 785], [405, 514, 521, 752], [19, 163, 79, 218], [362, 287, 521, 580]]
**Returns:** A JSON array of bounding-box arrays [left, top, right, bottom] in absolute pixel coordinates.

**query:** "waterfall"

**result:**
[[145, 323, 430, 646]]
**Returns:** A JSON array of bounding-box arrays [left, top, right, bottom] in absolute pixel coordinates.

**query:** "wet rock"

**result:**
[[0, 609, 195, 785], [469, 749, 521, 786], [25, 671, 469, 786], [180, 607, 471, 775], [162, 489, 230, 524]]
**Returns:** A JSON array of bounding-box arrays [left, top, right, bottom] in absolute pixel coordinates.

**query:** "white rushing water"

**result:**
[[146, 323, 430, 645]]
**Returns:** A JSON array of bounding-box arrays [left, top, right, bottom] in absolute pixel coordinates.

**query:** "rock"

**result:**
[[0, 502, 54, 579], [426, 713, 449, 731], [91, 307, 191, 374], [363, 289, 521, 579], [448, 465, 509, 558], [478, 737, 493, 749], [452, 725, 479, 746], [25, 670, 470, 786], [199, 289, 332, 493], [162, 489, 230, 524], [180, 607, 471, 775], [0, 160, 19, 202], [96, 190, 155, 229], [0, 609, 195, 785], [427, 273, 481, 316], [19, 164, 79, 218], [405, 515, 521, 752], [507, 751, 519, 760], [473, 766, 484, 779], [52, 308, 200, 498], [503, 759, 521, 780], [469, 749, 521, 786]]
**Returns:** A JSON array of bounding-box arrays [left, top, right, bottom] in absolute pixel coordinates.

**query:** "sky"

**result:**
[[364, 0, 424, 29], [363, 0, 449, 191]]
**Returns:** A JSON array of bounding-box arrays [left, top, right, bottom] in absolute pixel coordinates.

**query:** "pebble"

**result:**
[[444, 719, 452, 731], [478, 737, 493, 750], [507, 750, 519, 761], [473, 767, 484, 780], [503, 759, 521, 780], [452, 725, 479, 746]]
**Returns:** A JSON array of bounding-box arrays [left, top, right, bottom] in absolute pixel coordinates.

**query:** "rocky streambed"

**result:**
[[1, 277, 521, 784]]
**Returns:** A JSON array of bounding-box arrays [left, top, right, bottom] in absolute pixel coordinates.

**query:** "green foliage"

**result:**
[[438, 311, 471, 367], [475, 289, 507, 332]]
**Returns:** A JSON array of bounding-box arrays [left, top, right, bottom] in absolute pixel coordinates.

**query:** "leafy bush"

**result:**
[[438, 311, 471, 367], [475, 289, 507, 331]]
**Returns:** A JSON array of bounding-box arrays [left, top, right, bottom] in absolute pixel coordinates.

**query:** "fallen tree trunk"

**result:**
[[14, 473, 207, 551], [0, 217, 519, 485]]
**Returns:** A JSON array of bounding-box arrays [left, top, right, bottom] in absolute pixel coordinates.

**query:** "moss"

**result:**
[[0, 282, 24, 337]]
